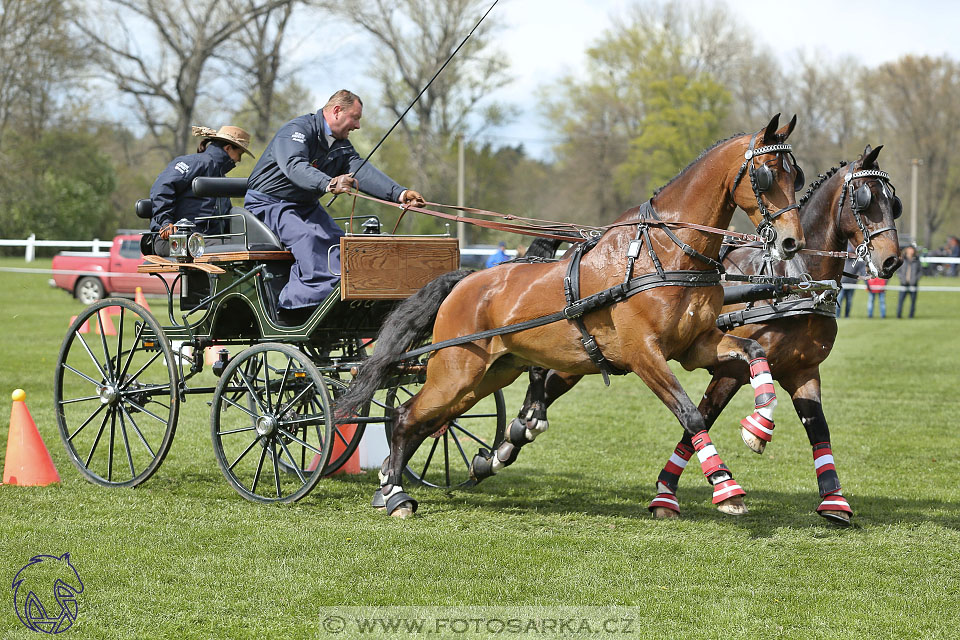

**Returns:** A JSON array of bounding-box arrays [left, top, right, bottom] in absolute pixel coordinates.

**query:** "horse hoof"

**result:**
[[391, 503, 416, 519], [651, 507, 679, 519], [740, 427, 767, 454], [716, 496, 748, 516], [819, 509, 852, 527]]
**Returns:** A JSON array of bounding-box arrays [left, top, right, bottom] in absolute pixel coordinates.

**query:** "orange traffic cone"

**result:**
[[134, 286, 151, 312], [96, 307, 117, 335], [3, 389, 60, 486], [310, 422, 362, 475], [69, 316, 90, 334], [205, 346, 224, 366]]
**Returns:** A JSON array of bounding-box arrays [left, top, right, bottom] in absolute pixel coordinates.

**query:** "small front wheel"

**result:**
[[211, 343, 334, 503]]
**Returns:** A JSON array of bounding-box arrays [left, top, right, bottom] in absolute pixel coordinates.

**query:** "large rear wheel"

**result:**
[[54, 298, 179, 487], [210, 343, 333, 503]]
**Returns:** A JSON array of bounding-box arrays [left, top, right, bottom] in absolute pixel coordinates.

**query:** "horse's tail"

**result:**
[[336, 269, 473, 417], [525, 235, 576, 259]]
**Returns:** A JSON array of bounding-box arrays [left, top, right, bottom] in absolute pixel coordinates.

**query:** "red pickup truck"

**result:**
[[51, 233, 177, 304]]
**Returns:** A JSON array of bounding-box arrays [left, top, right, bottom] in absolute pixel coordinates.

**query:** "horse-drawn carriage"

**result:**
[[53, 177, 507, 503]]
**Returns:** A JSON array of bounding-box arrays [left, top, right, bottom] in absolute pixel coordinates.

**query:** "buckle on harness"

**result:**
[[563, 301, 585, 319]]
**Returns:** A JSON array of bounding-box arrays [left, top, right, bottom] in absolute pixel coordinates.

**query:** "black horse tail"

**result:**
[[336, 269, 473, 417]]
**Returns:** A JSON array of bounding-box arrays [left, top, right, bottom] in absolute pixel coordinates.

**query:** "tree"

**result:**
[[320, 0, 512, 200], [75, 0, 295, 157], [862, 55, 960, 246]]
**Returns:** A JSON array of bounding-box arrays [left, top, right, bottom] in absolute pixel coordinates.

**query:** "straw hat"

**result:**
[[192, 125, 255, 158]]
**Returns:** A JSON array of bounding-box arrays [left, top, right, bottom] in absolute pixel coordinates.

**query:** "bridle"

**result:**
[[837, 165, 901, 266], [731, 131, 805, 246]]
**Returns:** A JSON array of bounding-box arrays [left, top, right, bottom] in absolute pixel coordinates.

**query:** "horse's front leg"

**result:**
[[648, 367, 747, 518], [471, 368, 582, 482], [779, 369, 853, 526], [631, 348, 745, 516]]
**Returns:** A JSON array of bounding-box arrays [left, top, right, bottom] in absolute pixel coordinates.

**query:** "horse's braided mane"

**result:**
[[798, 160, 848, 207], [653, 132, 746, 196]]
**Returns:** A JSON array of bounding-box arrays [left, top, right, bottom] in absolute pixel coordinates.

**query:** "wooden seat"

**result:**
[[196, 250, 293, 263]]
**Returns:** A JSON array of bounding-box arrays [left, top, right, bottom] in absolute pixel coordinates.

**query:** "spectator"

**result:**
[[866, 276, 887, 318], [897, 245, 921, 318], [836, 243, 863, 318], [948, 236, 960, 276], [485, 241, 510, 268]]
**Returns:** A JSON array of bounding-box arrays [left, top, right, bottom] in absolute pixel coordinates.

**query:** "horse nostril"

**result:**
[[882, 255, 900, 275], [781, 237, 798, 256]]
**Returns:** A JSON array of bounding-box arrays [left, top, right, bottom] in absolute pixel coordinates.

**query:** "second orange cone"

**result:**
[[2, 389, 60, 486]]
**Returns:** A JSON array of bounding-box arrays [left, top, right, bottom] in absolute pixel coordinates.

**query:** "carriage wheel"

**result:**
[[54, 298, 179, 487], [383, 382, 506, 489], [210, 343, 333, 503]]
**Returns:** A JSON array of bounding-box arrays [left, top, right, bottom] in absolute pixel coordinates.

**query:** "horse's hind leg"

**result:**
[[471, 368, 582, 482], [634, 352, 745, 516], [648, 369, 746, 518], [781, 369, 852, 526]]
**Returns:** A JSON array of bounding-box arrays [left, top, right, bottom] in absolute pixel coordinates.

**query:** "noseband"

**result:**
[[837, 166, 900, 264], [731, 131, 804, 243]]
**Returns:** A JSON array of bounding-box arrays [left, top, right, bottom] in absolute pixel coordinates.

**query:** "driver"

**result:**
[[244, 90, 425, 323]]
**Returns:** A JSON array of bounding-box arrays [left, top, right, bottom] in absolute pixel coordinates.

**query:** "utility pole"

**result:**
[[910, 158, 921, 244], [457, 134, 466, 251]]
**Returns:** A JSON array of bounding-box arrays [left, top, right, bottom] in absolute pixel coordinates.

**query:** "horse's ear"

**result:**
[[861, 144, 883, 168], [761, 113, 782, 143], [776, 114, 798, 141]]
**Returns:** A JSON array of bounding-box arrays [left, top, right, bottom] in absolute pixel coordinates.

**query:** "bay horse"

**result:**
[[338, 114, 805, 517], [497, 145, 900, 525]]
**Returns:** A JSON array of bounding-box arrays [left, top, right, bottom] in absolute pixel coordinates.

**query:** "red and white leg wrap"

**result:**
[[817, 490, 852, 515], [691, 431, 744, 504], [648, 492, 680, 514], [740, 357, 776, 442], [711, 478, 746, 504]]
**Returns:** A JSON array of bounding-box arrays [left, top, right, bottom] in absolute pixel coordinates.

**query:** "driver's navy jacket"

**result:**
[[246, 110, 405, 204], [149, 144, 235, 233]]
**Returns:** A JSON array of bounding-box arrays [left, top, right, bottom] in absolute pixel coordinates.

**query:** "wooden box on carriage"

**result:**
[[339, 235, 460, 300]]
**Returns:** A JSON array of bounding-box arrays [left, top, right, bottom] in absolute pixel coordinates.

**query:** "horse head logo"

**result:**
[[12, 553, 84, 634]]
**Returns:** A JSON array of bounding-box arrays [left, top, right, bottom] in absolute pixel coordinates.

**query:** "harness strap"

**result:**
[[398, 269, 721, 361], [563, 240, 627, 385], [716, 297, 837, 332]]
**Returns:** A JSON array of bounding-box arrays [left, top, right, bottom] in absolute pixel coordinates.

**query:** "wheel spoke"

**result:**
[[121, 350, 164, 389], [443, 433, 451, 487], [219, 392, 260, 420], [85, 411, 110, 467], [419, 437, 440, 480], [251, 444, 268, 494], [99, 319, 114, 380], [59, 394, 102, 405], [122, 397, 171, 425], [229, 436, 262, 471], [116, 320, 148, 384], [216, 425, 258, 436], [448, 428, 471, 468], [74, 333, 108, 382], [278, 438, 307, 483], [107, 409, 117, 482], [62, 362, 103, 388], [237, 360, 268, 414], [276, 357, 294, 408], [272, 442, 281, 498], [69, 402, 108, 441], [263, 354, 274, 414], [115, 307, 125, 379], [276, 428, 324, 456], [119, 404, 156, 458], [118, 408, 136, 477], [451, 423, 493, 450]]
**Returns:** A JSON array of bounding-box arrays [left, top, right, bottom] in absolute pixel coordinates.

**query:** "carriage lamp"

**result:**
[[362, 217, 381, 234], [211, 349, 230, 377], [187, 232, 205, 259], [168, 219, 196, 261]]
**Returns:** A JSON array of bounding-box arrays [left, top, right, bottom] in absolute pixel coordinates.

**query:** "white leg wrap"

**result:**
[[756, 399, 776, 421], [382, 485, 404, 499]]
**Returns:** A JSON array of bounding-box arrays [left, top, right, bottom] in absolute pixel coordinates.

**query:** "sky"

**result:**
[[291, 0, 960, 159]]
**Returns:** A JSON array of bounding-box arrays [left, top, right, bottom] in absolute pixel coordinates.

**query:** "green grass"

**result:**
[[2, 256, 960, 638]]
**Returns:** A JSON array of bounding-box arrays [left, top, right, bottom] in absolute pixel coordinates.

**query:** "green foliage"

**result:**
[[0, 130, 117, 244]]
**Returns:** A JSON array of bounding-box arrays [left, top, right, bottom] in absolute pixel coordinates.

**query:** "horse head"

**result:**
[[12, 553, 84, 633], [836, 145, 902, 278], [731, 114, 806, 261]]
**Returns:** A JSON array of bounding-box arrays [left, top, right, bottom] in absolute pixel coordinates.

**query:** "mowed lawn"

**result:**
[[1, 257, 959, 639]]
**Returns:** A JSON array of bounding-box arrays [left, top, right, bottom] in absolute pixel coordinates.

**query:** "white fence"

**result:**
[[0, 235, 112, 261]]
